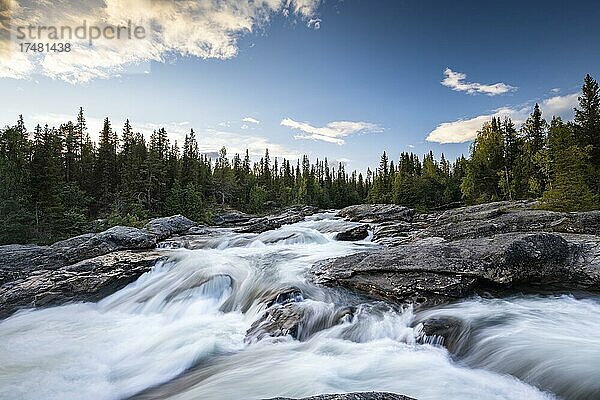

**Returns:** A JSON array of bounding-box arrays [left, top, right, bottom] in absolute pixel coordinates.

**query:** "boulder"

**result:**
[[144, 215, 197, 240], [212, 210, 257, 226], [335, 225, 369, 241], [311, 232, 600, 307], [337, 204, 415, 223]]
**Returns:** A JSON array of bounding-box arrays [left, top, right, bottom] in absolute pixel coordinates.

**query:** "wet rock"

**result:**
[[266, 289, 304, 307], [335, 225, 369, 241], [414, 316, 466, 353], [236, 205, 319, 233], [144, 215, 197, 240], [311, 232, 600, 307], [337, 204, 415, 223], [267, 393, 416, 400], [246, 303, 306, 341]]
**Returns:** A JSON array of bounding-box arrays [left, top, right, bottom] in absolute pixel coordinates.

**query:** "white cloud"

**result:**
[[240, 124, 249, 130], [441, 68, 517, 96], [0, 0, 322, 83], [307, 18, 321, 29], [242, 117, 260, 124], [542, 93, 579, 118], [551, 88, 561, 93], [426, 108, 517, 144], [426, 92, 580, 144], [281, 117, 383, 145]]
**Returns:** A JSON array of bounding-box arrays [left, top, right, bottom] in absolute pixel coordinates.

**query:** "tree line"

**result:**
[[1, 74, 598, 244]]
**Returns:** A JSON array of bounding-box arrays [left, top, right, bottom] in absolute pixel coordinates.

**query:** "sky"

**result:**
[[1, 0, 599, 172]]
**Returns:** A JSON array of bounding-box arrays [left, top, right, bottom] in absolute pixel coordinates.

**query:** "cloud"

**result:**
[[426, 92, 580, 144], [0, 0, 322, 83], [542, 93, 579, 118], [441, 68, 517, 96], [551, 88, 561, 93], [281, 117, 383, 145], [27, 112, 301, 159], [307, 18, 321, 29], [242, 117, 260, 124]]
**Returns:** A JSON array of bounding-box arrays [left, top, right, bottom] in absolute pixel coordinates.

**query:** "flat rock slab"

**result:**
[[311, 232, 600, 307], [0, 250, 166, 318], [0, 215, 196, 319], [235, 205, 319, 233], [337, 204, 415, 223]]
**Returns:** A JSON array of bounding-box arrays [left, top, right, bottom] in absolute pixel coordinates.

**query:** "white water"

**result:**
[[0, 213, 598, 400]]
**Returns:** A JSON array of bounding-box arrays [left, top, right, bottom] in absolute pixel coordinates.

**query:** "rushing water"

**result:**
[[1, 213, 599, 400]]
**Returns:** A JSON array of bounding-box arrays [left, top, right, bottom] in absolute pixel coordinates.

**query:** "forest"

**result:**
[[1, 74, 598, 245]]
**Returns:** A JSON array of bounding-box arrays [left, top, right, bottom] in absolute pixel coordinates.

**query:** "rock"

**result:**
[[311, 232, 600, 307], [361, 201, 600, 246], [335, 225, 369, 241], [246, 302, 306, 341], [245, 288, 355, 343], [0, 226, 158, 285], [0, 215, 198, 318], [236, 205, 319, 233], [337, 204, 415, 223], [413, 316, 466, 353], [212, 210, 257, 226], [267, 393, 416, 400], [0, 250, 165, 318], [372, 221, 414, 245], [144, 215, 197, 239]]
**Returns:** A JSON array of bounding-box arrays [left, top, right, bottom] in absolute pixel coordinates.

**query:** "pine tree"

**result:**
[[520, 105, 548, 197], [542, 117, 597, 211], [95, 117, 119, 212], [574, 74, 600, 194]]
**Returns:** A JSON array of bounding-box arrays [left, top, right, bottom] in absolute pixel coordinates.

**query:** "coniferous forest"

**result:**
[[1, 74, 599, 245]]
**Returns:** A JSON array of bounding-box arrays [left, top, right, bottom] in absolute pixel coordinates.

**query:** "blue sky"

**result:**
[[1, 0, 599, 171]]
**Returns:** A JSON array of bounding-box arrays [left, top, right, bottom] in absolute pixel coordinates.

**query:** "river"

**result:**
[[1, 213, 599, 400]]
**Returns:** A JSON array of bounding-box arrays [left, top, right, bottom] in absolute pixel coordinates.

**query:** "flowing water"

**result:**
[[1, 213, 599, 400]]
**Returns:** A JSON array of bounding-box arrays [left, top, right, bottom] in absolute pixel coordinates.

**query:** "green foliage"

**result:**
[[462, 118, 505, 203]]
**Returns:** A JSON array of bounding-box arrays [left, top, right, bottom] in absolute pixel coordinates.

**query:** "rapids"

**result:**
[[0, 213, 598, 400]]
